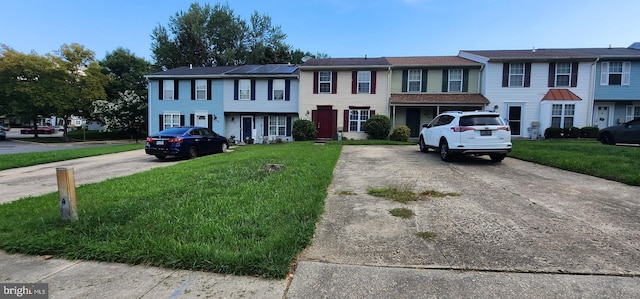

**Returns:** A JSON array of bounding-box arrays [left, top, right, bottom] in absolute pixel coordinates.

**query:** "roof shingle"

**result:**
[[541, 89, 582, 101], [390, 93, 489, 104]]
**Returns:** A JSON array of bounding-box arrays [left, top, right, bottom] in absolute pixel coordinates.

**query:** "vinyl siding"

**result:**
[[390, 69, 480, 93], [594, 61, 640, 100], [223, 79, 299, 113]]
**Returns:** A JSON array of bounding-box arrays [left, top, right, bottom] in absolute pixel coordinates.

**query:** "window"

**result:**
[[408, 69, 422, 92], [163, 113, 181, 129], [349, 109, 370, 132], [448, 69, 463, 92], [357, 71, 371, 93], [319, 71, 332, 93], [239, 79, 251, 100], [273, 79, 285, 100], [555, 63, 571, 87], [551, 104, 575, 128], [269, 116, 286, 136], [625, 105, 640, 121], [601, 61, 631, 85], [163, 80, 174, 100], [195, 80, 207, 100], [509, 63, 525, 87]]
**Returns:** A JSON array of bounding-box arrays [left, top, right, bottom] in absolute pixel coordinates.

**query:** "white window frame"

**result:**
[[551, 104, 575, 128], [448, 69, 463, 92], [407, 69, 422, 92], [163, 112, 181, 129], [555, 62, 571, 87], [319, 71, 331, 93], [509, 63, 525, 87], [601, 61, 631, 86], [268, 116, 286, 136], [163, 80, 174, 100], [239, 79, 251, 100], [195, 79, 207, 100], [625, 105, 640, 121], [357, 71, 371, 94], [349, 109, 370, 132], [273, 79, 285, 100]]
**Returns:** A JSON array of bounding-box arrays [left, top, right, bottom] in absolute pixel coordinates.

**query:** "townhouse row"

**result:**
[[146, 43, 640, 141]]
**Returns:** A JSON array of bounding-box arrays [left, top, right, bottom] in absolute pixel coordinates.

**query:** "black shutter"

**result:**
[[462, 69, 469, 92], [180, 115, 185, 126], [191, 80, 195, 100], [571, 62, 579, 87], [442, 69, 449, 92], [285, 80, 291, 101], [421, 69, 428, 92], [263, 117, 268, 136], [268, 80, 273, 100], [502, 63, 509, 87], [251, 80, 256, 100], [190, 114, 194, 126], [548, 63, 556, 87], [158, 114, 163, 131], [158, 80, 164, 100], [174, 80, 179, 99], [524, 63, 532, 87], [234, 80, 239, 100], [208, 114, 213, 130], [207, 79, 212, 100], [402, 70, 408, 92], [286, 116, 292, 136]]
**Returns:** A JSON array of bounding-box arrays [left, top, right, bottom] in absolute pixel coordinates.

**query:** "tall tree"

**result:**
[[244, 11, 290, 64], [100, 48, 155, 101]]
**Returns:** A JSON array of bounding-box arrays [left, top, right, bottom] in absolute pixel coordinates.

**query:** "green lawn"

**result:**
[[0, 142, 341, 279], [510, 139, 640, 186]]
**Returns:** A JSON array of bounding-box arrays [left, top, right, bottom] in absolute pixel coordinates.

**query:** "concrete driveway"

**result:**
[[289, 145, 640, 298]]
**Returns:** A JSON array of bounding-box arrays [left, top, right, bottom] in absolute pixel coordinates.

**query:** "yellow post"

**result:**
[[56, 167, 78, 221]]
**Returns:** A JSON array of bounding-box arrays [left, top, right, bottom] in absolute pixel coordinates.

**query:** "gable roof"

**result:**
[[385, 56, 481, 67]]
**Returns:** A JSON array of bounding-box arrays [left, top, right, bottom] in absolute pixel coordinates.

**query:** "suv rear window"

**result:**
[[459, 115, 503, 126]]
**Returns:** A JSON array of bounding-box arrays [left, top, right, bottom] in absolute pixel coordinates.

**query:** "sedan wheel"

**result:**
[[439, 140, 452, 162], [600, 132, 616, 145], [188, 146, 198, 159], [419, 137, 428, 153]]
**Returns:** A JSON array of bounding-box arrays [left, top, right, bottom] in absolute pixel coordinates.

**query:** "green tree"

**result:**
[[100, 48, 155, 101], [92, 90, 147, 141]]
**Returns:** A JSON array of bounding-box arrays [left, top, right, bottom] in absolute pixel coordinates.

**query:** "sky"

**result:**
[[2, 0, 640, 63]]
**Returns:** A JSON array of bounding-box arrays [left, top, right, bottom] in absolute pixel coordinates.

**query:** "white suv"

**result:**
[[418, 111, 512, 162]]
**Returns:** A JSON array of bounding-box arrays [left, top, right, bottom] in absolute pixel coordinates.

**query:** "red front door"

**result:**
[[312, 106, 337, 139]]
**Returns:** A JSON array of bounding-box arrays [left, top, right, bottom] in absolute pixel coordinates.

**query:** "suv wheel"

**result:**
[[419, 137, 428, 153], [489, 153, 506, 162], [439, 140, 452, 162]]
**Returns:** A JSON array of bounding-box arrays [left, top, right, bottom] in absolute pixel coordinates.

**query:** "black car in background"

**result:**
[[145, 127, 229, 159], [598, 119, 640, 145]]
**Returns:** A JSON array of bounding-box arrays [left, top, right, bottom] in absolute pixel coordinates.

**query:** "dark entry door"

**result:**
[[406, 108, 421, 137], [508, 106, 522, 136], [313, 107, 336, 139], [241, 116, 252, 142]]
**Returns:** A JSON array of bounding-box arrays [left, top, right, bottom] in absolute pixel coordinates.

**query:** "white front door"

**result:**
[[594, 106, 610, 129], [195, 113, 208, 127]]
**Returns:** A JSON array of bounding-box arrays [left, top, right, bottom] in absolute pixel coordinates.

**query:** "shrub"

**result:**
[[292, 119, 317, 141], [580, 126, 599, 138], [544, 127, 563, 139], [389, 126, 411, 142], [363, 115, 392, 140], [563, 127, 581, 138]]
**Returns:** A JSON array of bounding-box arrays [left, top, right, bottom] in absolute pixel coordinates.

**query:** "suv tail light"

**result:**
[[497, 126, 510, 131], [451, 126, 475, 132]]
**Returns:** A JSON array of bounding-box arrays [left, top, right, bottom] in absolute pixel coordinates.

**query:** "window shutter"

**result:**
[[331, 71, 338, 94], [313, 71, 319, 94], [159, 115, 163, 131], [180, 115, 185, 126], [402, 70, 408, 92], [442, 69, 449, 92], [268, 80, 273, 100], [626, 105, 634, 122], [208, 114, 213, 129], [191, 80, 195, 100], [600, 62, 609, 85], [352, 71, 357, 94], [371, 71, 376, 94], [286, 116, 292, 136], [524, 63, 532, 87], [571, 62, 579, 87], [174, 80, 179, 100], [251, 80, 256, 100], [421, 69, 428, 92], [548, 63, 556, 87], [234, 80, 239, 100], [622, 61, 631, 86], [263, 117, 268, 136], [462, 69, 469, 92], [370, 110, 375, 116], [502, 63, 509, 87], [343, 110, 349, 132], [158, 80, 164, 100], [190, 114, 195, 126], [207, 79, 212, 100], [285, 80, 291, 101]]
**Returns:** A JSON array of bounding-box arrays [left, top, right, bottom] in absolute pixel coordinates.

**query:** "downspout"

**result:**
[[587, 58, 600, 126], [387, 66, 395, 126], [478, 64, 485, 110]]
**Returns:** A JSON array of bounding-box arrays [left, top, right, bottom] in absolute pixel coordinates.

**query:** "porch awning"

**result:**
[[390, 93, 490, 105], [541, 89, 582, 101]]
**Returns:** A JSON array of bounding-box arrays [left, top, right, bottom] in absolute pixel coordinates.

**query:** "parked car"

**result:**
[[20, 126, 54, 134], [0, 130, 5, 141], [419, 110, 512, 162], [145, 126, 229, 159], [598, 119, 640, 145], [0, 125, 10, 131], [52, 125, 66, 132]]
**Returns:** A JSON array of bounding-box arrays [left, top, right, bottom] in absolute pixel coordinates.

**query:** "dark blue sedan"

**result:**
[[145, 127, 229, 159]]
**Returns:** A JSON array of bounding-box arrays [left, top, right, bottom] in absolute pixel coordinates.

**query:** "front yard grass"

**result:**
[[510, 139, 640, 186], [0, 142, 341, 279]]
